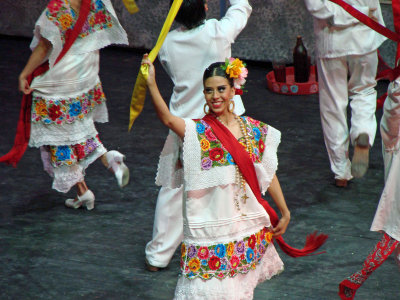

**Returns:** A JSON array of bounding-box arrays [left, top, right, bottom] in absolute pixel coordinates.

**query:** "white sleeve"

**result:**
[[381, 77, 400, 151], [217, 0, 252, 43], [304, 0, 369, 27]]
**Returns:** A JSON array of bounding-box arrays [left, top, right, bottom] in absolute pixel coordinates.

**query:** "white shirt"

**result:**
[[304, 0, 386, 58], [158, 0, 252, 118]]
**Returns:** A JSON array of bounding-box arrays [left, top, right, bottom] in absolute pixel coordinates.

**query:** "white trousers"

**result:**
[[145, 186, 183, 268], [317, 51, 378, 180]]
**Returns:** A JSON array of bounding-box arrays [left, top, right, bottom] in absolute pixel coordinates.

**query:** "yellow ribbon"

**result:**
[[128, 0, 183, 130], [122, 0, 139, 14]]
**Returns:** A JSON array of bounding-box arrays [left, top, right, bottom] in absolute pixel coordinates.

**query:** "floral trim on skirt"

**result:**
[[180, 227, 274, 281]]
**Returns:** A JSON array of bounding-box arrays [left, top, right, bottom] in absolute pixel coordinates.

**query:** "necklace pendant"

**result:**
[[241, 194, 249, 203]]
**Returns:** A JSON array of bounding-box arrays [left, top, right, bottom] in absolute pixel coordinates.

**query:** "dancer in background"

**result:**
[[304, 0, 386, 187], [338, 74, 400, 299], [145, 0, 251, 271], [4, 0, 130, 209]]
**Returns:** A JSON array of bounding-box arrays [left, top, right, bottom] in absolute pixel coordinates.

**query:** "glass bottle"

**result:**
[[293, 36, 310, 83]]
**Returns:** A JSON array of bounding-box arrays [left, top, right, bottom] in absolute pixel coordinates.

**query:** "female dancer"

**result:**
[[143, 54, 327, 298], [9, 0, 129, 209]]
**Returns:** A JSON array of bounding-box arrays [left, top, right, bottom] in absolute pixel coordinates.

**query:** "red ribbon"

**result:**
[[203, 115, 328, 257], [0, 0, 91, 167]]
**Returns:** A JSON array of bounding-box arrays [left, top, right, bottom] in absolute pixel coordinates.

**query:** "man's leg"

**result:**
[[145, 186, 184, 270], [348, 51, 378, 178], [317, 57, 353, 186]]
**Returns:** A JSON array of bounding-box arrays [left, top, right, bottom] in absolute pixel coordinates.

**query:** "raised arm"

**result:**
[[142, 54, 186, 139], [19, 37, 52, 95], [267, 174, 291, 237]]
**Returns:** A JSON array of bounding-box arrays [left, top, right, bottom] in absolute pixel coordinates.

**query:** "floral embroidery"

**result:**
[[194, 116, 269, 170], [181, 227, 273, 280], [49, 135, 102, 167], [32, 82, 106, 125], [45, 0, 113, 44]]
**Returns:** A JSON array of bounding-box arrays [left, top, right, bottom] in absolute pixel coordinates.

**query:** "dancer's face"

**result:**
[[203, 76, 235, 116]]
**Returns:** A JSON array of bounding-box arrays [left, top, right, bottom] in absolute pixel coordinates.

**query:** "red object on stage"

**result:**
[[266, 65, 318, 95]]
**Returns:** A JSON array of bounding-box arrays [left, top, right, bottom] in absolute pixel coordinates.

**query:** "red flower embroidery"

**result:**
[[209, 148, 224, 161], [47, 0, 63, 14], [197, 247, 209, 260], [230, 256, 240, 269], [205, 128, 217, 141], [259, 140, 265, 153], [94, 11, 106, 24], [74, 143, 86, 160], [248, 235, 256, 249], [248, 117, 260, 126], [48, 104, 63, 121], [208, 256, 221, 270]]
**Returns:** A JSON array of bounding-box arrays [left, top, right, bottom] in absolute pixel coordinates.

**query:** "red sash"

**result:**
[[203, 115, 328, 257], [0, 0, 91, 167]]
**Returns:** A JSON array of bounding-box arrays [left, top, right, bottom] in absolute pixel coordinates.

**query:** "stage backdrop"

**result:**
[[0, 0, 395, 65]]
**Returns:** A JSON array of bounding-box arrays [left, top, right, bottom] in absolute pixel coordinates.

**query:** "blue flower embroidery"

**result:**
[[215, 244, 226, 258], [95, 0, 104, 9], [201, 259, 208, 266], [55, 146, 71, 161], [69, 102, 82, 117], [252, 128, 261, 141], [220, 264, 227, 271], [196, 123, 205, 134], [246, 248, 255, 263], [226, 153, 235, 165]]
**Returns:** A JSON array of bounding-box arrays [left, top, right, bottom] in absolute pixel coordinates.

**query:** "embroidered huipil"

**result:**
[[156, 116, 284, 299], [28, 0, 128, 192]]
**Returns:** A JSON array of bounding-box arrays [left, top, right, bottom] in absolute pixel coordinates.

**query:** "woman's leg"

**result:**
[[338, 233, 399, 299]]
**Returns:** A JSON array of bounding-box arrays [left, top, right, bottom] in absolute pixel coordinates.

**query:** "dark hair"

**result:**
[[171, 0, 206, 29], [203, 62, 234, 87]]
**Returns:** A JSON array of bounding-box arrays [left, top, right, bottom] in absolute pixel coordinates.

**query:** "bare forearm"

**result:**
[[19, 38, 51, 79], [267, 175, 290, 217], [147, 81, 185, 138]]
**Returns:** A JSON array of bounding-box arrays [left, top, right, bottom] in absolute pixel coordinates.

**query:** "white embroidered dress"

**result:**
[[156, 117, 284, 299], [28, 0, 128, 192]]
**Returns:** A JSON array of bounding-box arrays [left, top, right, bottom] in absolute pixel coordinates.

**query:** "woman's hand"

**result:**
[[18, 75, 33, 95], [141, 54, 156, 86], [272, 212, 290, 237]]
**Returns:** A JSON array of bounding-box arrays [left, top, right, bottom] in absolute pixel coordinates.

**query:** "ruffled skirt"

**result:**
[[29, 80, 108, 193]]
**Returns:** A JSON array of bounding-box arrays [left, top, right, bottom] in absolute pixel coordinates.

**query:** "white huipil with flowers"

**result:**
[[156, 116, 284, 299], [28, 0, 128, 192]]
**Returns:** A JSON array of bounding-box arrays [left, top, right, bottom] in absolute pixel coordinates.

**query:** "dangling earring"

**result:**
[[204, 103, 210, 115], [228, 100, 235, 113]]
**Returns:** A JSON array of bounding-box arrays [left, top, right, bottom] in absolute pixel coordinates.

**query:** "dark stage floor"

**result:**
[[0, 36, 398, 299]]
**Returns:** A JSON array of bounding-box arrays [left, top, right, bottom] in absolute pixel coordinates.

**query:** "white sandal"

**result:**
[[65, 189, 95, 210], [106, 150, 130, 188]]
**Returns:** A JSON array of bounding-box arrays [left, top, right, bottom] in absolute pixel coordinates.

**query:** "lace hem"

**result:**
[[44, 144, 107, 193], [29, 102, 108, 147], [174, 243, 284, 300], [155, 131, 184, 188], [259, 126, 281, 195]]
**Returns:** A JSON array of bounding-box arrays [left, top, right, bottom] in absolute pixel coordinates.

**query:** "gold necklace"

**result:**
[[216, 114, 252, 212]]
